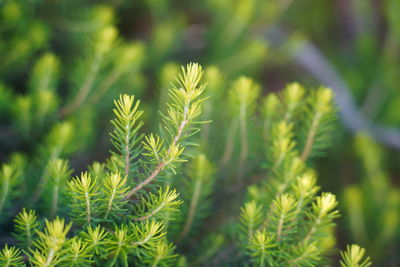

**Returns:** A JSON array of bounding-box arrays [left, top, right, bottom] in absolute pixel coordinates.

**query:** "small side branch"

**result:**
[[131, 232, 153, 247], [133, 202, 166, 221], [125, 162, 165, 199]]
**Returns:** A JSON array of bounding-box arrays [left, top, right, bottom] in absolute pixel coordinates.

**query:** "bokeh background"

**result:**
[[1, 0, 400, 265]]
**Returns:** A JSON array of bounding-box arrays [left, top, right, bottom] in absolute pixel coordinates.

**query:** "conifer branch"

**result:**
[[303, 193, 339, 244], [81, 225, 107, 256], [125, 95, 187, 198], [29, 217, 72, 267], [130, 221, 164, 247], [146, 241, 176, 267], [0, 245, 24, 267], [14, 208, 39, 248], [269, 194, 297, 243], [110, 94, 144, 179], [235, 84, 359, 266], [240, 201, 263, 242], [0, 27, 369, 266], [125, 63, 206, 198], [100, 173, 129, 219], [299, 87, 335, 161], [246, 230, 277, 266], [63, 237, 92, 266], [293, 174, 319, 217], [340, 244, 371, 267], [132, 186, 181, 221], [287, 242, 319, 266], [68, 173, 98, 225]]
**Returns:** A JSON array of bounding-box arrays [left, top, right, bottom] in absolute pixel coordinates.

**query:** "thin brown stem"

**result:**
[[125, 162, 165, 199], [303, 217, 321, 244], [125, 107, 189, 199], [131, 232, 153, 246], [133, 202, 166, 221]]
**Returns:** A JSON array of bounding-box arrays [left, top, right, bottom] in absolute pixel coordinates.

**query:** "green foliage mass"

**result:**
[[3, 0, 399, 266], [0, 62, 371, 266]]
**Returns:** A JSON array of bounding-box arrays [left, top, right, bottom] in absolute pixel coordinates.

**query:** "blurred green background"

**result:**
[[1, 0, 400, 265]]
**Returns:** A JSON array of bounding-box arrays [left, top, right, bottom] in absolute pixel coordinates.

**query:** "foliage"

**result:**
[[2, 0, 395, 265], [236, 84, 343, 266], [0, 56, 370, 265], [0, 63, 206, 266], [342, 134, 400, 262], [340, 244, 372, 267]]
